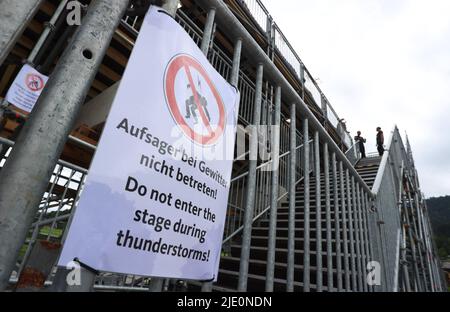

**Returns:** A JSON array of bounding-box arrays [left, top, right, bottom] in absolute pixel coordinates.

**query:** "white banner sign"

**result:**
[[6, 64, 48, 113], [58, 7, 240, 281]]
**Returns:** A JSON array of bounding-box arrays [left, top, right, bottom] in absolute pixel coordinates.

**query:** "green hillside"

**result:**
[[427, 196, 450, 260]]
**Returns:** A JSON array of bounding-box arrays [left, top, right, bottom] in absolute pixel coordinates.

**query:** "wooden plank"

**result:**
[[28, 20, 44, 35], [39, 1, 56, 17], [88, 89, 99, 99], [98, 64, 121, 82], [91, 79, 108, 93], [114, 29, 135, 50], [10, 46, 28, 60], [17, 36, 34, 50], [106, 46, 128, 68]]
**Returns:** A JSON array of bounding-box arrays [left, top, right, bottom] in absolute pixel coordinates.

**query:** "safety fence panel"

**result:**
[[176, 10, 204, 47], [273, 26, 301, 78], [209, 43, 233, 82], [304, 72, 322, 109], [240, 0, 269, 32], [326, 103, 340, 129]]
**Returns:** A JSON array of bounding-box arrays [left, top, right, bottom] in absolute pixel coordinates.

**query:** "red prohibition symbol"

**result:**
[[164, 54, 226, 146], [25, 73, 44, 92]]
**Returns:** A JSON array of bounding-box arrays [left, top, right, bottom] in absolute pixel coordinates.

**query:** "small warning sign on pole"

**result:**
[[6, 64, 48, 113], [58, 7, 240, 282]]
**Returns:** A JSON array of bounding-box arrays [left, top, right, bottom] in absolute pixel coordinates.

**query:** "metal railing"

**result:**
[[223, 137, 313, 244], [109, 1, 354, 154], [1, 137, 87, 285], [241, 0, 270, 32], [121, 1, 353, 150], [368, 127, 445, 291], [1, 0, 445, 293], [238, 0, 352, 149], [5, 0, 368, 293], [345, 140, 361, 166]]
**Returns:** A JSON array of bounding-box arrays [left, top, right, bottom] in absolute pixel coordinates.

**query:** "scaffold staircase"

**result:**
[[205, 155, 384, 292], [212, 166, 372, 292], [355, 157, 382, 189]]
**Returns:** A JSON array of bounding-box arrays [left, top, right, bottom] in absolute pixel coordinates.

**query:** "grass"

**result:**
[[16, 227, 63, 260], [39, 226, 63, 239]]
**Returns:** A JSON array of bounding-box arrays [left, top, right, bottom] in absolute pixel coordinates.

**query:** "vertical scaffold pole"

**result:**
[[414, 196, 431, 291], [147, 0, 180, 293], [401, 216, 411, 292], [324, 143, 333, 292], [0, 0, 46, 119], [423, 202, 438, 291], [314, 131, 322, 292], [0, 0, 130, 291], [0, 0, 44, 66], [339, 162, 350, 291], [332, 153, 343, 292], [202, 37, 242, 294], [363, 193, 374, 292], [199, 5, 218, 294], [27, 0, 70, 66], [2, 1, 71, 291], [286, 103, 296, 292], [229, 39, 242, 88], [404, 198, 422, 292], [265, 86, 281, 292], [362, 189, 371, 292], [352, 178, 362, 291], [237, 64, 264, 292], [302, 118, 310, 292], [360, 187, 372, 292], [407, 190, 427, 291], [200, 8, 216, 55], [356, 185, 367, 292], [419, 201, 434, 291], [346, 170, 356, 291]]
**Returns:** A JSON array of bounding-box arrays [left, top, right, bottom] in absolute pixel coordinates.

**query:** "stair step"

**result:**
[[247, 237, 339, 252], [258, 220, 340, 229], [220, 257, 339, 283]]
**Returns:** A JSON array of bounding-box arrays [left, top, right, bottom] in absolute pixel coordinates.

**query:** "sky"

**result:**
[[262, 0, 450, 197]]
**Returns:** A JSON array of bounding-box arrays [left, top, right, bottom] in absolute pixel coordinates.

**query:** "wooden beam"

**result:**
[[106, 46, 128, 68], [91, 79, 108, 93], [98, 64, 121, 82], [28, 20, 45, 35], [39, 1, 56, 17], [10, 46, 28, 61], [17, 36, 34, 50], [113, 29, 135, 50]]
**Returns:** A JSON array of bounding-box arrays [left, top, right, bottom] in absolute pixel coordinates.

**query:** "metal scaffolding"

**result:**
[[0, 0, 446, 292]]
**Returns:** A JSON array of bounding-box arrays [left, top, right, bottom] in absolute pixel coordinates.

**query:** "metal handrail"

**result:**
[[224, 139, 309, 243], [345, 140, 360, 156], [223, 173, 307, 245], [238, 0, 345, 137], [372, 126, 396, 195], [197, 0, 374, 198], [230, 139, 310, 182], [0, 137, 89, 174]]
